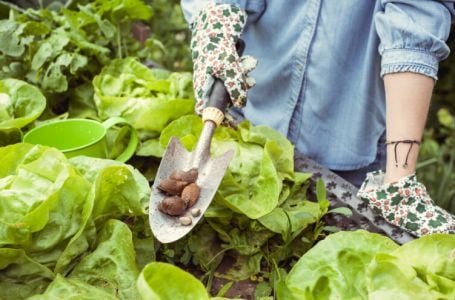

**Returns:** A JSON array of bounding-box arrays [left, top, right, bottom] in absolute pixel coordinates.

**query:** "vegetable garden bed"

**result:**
[[0, 1, 454, 299]]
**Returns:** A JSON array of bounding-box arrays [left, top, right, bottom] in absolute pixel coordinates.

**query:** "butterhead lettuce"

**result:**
[[0, 79, 46, 146], [0, 143, 150, 299], [282, 230, 455, 300], [92, 58, 195, 157]]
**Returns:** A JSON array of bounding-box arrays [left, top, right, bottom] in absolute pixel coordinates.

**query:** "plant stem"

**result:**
[[437, 152, 454, 206], [65, 0, 75, 9], [205, 268, 214, 295], [0, 1, 27, 14], [416, 158, 438, 169], [117, 24, 123, 58]]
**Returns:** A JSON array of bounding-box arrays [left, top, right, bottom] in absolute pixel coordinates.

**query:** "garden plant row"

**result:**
[[0, 1, 454, 299]]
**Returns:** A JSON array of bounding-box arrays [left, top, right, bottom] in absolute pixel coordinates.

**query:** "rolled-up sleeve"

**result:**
[[375, 0, 455, 80], [180, 0, 266, 26]]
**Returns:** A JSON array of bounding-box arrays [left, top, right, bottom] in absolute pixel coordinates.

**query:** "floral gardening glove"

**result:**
[[191, 3, 257, 114], [357, 170, 455, 237]]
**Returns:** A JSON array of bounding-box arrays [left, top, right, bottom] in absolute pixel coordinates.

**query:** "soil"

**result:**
[[185, 255, 259, 299], [211, 278, 257, 299], [210, 256, 258, 299]]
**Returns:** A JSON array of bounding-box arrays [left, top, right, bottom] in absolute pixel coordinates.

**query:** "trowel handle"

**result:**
[[203, 39, 245, 126]]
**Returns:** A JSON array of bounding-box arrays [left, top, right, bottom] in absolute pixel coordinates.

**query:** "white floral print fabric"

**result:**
[[191, 3, 257, 114], [357, 170, 455, 237]]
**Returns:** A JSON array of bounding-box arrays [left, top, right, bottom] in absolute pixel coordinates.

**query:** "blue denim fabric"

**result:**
[[332, 135, 387, 188], [181, 0, 454, 171]]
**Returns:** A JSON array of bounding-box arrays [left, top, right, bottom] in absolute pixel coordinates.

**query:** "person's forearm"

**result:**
[[383, 72, 434, 183]]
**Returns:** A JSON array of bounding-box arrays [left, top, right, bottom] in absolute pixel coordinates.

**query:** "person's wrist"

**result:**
[[384, 139, 420, 183]]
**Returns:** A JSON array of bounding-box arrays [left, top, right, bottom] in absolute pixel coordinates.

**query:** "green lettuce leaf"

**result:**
[[93, 58, 194, 135], [95, 0, 154, 23], [0, 79, 46, 130], [69, 220, 139, 299], [31, 32, 70, 71], [0, 248, 54, 299], [0, 144, 94, 296], [0, 143, 151, 299], [188, 223, 224, 271], [0, 144, 91, 252], [258, 172, 317, 239], [67, 82, 97, 119], [130, 215, 156, 272], [258, 200, 321, 239], [137, 262, 210, 300], [159, 116, 303, 219], [54, 156, 150, 274], [27, 275, 118, 300], [213, 121, 306, 219], [68, 156, 150, 220], [0, 20, 26, 57], [283, 231, 455, 300], [237, 122, 295, 181], [367, 234, 455, 300], [158, 114, 203, 153], [214, 139, 282, 219], [284, 230, 399, 300], [214, 253, 263, 281]]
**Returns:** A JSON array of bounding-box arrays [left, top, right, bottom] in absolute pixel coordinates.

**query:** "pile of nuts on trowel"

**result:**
[[157, 168, 201, 226]]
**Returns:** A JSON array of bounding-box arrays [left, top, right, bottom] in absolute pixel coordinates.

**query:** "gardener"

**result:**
[[180, 0, 455, 237]]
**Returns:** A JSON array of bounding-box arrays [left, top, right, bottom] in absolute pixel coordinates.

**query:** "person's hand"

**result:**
[[357, 170, 455, 237], [191, 3, 257, 114]]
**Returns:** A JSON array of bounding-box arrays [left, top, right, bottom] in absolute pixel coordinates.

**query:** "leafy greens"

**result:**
[[282, 230, 455, 300], [0, 143, 149, 299]]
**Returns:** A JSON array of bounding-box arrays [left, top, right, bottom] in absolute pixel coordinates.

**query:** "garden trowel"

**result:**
[[149, 41, 245, 243]]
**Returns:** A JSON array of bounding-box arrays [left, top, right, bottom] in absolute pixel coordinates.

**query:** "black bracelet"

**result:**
[[385, 140, 421, 168]]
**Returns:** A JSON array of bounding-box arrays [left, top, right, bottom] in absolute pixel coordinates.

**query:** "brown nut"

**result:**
[[181, 183, 201, 208], [158, 196, 187, 216], [158, 178, 188, 195], [170, 168, 198, 183]]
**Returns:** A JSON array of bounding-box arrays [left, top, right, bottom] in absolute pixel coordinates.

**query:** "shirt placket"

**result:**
[[287, 0, 322, 144]]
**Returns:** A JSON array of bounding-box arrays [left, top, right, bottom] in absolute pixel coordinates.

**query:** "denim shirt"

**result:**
[[181, 0, 454, 170]]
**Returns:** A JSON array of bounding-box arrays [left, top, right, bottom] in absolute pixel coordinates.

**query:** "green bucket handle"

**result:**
[[102, 116, 138, 162]]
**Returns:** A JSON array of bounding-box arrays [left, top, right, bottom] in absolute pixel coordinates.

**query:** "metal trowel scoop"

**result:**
[[149, 41, 245, 243]]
